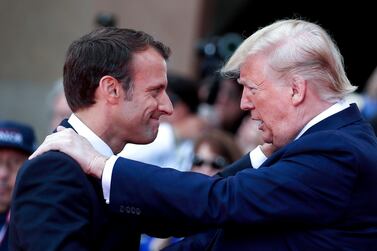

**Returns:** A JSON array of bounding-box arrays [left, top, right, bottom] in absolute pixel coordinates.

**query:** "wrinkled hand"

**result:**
[[29, 126, 107, 178]]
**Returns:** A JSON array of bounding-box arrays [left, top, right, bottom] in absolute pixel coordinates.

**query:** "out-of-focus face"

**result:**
[[51, 92, 72, 130], [0, 149, 27, 212], [115, 47, 173, 145], [238, 53, 295, 148], [191, 143, 226, 176], [214, 79, 243, 129]]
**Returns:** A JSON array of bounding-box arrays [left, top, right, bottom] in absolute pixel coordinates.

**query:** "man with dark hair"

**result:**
[[9, 27, 173, 250]]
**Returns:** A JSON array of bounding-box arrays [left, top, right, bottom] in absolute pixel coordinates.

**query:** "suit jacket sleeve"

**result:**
[[109, 132, 359, 236], [217, 154, 251, 177], [10, 151, 96, 250]]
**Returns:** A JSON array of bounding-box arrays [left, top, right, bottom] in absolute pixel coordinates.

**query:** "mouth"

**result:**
[[150, 117, 160, 128]]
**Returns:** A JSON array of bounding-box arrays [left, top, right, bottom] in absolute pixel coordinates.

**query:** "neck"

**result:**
[[295, 99, 334, 135], [75, 110, 125, 154]]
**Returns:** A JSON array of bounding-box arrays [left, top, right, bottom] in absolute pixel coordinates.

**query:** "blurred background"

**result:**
[[1, 0, 376, 143]]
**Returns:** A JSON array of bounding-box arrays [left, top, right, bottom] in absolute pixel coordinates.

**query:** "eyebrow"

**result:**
[[147, 83, 166, 91], [238, 78, 265, 87]]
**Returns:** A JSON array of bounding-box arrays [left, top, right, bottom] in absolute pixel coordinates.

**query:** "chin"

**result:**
[[140, 134, 157, 144], [262, 135, 273, 144]]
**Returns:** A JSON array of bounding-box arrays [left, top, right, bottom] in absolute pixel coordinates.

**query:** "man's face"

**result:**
[[238, 54, 295, 148], [214, 79, 244, 129], [0, 149, 27, 212], [116, 47, 173, 145], [50, 92, 71, 130]]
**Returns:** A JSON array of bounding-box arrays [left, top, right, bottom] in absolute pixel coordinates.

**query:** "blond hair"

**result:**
[[222, 19, 357, 102]]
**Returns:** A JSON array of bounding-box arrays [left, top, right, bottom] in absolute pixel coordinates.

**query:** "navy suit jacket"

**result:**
[[108, 104, 377, 250], [9, 120, 140, 251]]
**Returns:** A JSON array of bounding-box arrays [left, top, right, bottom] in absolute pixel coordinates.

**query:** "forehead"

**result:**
[[132, 47, 166, 71], [131, 47, 167, 84], [238, 54, 267, 84]]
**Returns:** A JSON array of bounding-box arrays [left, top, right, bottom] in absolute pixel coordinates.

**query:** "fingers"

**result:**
[[29, 140, 53, 159], [28, 128, 73, 159]]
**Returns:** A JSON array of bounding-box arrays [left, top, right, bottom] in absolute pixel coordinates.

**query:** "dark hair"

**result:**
[[194, 129, 242, 164], [63, 27, 171, 112], [167, 73, 200, 113]]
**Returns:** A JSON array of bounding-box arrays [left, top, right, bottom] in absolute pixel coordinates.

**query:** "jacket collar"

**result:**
[[301, 103, 362, 137], [261, 104, 362, 167]]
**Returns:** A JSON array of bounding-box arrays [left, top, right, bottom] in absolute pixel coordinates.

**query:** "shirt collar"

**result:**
[[68, 114, 113, 157], [295, 99, 350, 140]]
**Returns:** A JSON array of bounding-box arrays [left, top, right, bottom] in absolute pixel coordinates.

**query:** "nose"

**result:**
[[240, 88, 255, 111], [159, 92, 174, 116]]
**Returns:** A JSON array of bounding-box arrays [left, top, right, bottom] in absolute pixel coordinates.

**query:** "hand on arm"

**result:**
[[29, 126, 106, 178]]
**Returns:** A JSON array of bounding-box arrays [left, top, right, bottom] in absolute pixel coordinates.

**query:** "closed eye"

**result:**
[[148, 85, 165, 97]]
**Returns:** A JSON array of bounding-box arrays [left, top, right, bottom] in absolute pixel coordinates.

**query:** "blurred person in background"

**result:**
[[0, 120, 36, 251], [47, 78, 72, 132], [198, 77, 247, 135], [360, 66, 377, 120], [235, 116, 264, 154], [212, 78, 247, 134], [191, 129, 242, 176]]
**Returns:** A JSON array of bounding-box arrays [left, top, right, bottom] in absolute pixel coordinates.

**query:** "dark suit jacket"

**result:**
[[108, 104, 377, 250], [9, 120, 140, 251], [0, 212, 9, 251]]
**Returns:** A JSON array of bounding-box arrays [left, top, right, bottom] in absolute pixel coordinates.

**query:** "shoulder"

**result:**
[[15, 150, 88, 189], [280, 128, 377, 171], [291, 128, 373, 153]]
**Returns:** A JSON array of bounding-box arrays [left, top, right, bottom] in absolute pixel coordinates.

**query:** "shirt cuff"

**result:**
[[102, 155, 119, 204], [249, 145, 267, 169]]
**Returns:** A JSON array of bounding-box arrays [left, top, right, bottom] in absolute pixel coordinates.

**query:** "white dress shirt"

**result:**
[[102, 100, 351, 203], [68, 114, 114, 203]]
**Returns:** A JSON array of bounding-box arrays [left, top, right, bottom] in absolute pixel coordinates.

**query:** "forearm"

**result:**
[[108, 153, 356, 230]]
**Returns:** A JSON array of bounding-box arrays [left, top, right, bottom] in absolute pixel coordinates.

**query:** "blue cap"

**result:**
[[0, 120, 37, 155]]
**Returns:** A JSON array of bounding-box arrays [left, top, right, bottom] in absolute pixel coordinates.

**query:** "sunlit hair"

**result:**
[[221, 19, 356, 103]]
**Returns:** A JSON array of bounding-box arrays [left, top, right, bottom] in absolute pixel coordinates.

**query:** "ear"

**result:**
[[98, 75, 122, 104], [290, 75, 307, 106]]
